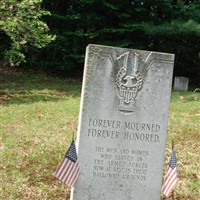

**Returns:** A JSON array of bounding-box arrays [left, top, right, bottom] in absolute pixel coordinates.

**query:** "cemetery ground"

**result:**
[[0, 68, 200, 200]]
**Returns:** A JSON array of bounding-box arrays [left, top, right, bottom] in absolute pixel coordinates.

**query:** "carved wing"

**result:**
[[137, 52, 153, 81], [116, 52, 129, 87]]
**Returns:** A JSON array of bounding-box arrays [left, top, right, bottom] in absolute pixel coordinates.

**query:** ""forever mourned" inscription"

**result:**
[[70, 45, 174, 200], [88, 118, 160, 142]]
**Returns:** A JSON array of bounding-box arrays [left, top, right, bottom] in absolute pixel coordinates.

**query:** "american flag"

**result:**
[[54, 140, 80, 187], [162, 149, 178, 197]]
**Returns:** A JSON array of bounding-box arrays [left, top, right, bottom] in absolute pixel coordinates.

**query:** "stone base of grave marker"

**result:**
[[71, 44, 174, 200]]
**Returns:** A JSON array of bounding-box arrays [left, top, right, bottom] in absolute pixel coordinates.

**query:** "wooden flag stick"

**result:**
[[171, 190, 175, 200], [72, 131, 75, 140], [64, 184, 67, 200], [64, 184, 71, 200], [67, 117, 77, 141], [172, 139, 174, 149]]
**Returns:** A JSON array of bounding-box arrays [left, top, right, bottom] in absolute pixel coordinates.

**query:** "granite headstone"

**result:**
[[174, 76, 189, 91], [71, 44, 174, 200]]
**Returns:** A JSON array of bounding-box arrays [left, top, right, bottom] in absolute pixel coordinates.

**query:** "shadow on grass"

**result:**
[[0, 66, 82, 105]]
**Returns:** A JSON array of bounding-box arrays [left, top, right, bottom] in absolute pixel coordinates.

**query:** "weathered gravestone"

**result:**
[[71, 44, 174, 200], [174, 76, 189, 91]]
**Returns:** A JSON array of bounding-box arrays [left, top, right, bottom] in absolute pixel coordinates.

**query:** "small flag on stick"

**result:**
[[54, 140, 80, 187], [162, 144, 178, 198]]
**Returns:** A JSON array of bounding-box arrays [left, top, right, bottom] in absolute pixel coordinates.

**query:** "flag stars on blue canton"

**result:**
[[65, 140, 77, 162], [169, 150, 177, 169], [162, 147, 178, 197]]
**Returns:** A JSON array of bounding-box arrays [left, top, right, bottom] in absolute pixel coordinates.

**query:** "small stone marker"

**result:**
[[71, 44, 174, 200], [174, 76, 189, 91]]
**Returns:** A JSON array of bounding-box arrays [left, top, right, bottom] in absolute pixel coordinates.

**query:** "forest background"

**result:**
[[0, 0, 200, 86]]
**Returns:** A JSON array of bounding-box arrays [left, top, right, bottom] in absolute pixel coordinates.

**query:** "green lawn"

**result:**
[[0, 69, 200, 199]]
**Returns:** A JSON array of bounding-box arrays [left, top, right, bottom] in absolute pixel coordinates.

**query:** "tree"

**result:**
[[2, 0, 199, 83], [32, 0, 199, 83], [0, 0, 55, 65]]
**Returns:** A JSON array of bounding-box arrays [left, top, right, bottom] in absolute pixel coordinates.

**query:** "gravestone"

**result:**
[[71, 44, 174, 200], [173, 76, 189, 91]]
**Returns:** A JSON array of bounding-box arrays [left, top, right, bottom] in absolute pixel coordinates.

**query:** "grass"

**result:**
[[0, 68, 200, 199], [165, 92, 200, 199], [0, 68, 81, 200]]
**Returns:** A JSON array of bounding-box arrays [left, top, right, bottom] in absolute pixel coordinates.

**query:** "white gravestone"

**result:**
[[174, 76, 189, 91], [71, 44, 174, 200]]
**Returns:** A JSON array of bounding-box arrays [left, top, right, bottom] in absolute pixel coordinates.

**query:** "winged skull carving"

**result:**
[[88, 47, 152, 112], [116, 52, 149, 112]]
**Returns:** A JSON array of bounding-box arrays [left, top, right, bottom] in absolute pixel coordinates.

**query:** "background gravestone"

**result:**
[[71, 44, 174, 200], [173, 76, 189, 91]]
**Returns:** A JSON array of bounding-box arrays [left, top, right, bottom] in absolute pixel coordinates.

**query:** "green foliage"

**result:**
[[0, 0, 55, 65], [22, 0, 199, 84], [0, 0, 199, 83]]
